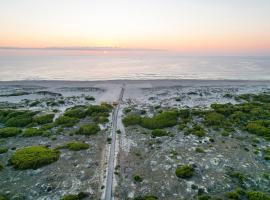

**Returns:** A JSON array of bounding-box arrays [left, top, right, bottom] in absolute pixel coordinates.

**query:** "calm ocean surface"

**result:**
[[0, 49, 269, 81]]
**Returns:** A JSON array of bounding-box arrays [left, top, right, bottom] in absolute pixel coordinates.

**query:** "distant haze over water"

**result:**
[[0, 49, 269, 81]]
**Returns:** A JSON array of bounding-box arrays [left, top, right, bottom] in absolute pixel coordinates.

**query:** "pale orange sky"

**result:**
[[0, 0, 270, 53]]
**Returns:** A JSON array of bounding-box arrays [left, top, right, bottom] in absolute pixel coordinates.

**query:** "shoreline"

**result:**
[[1, 79, 270, 85]]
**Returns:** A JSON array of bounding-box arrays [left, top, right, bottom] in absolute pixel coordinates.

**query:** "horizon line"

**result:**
[[0, 46, 166, 52]]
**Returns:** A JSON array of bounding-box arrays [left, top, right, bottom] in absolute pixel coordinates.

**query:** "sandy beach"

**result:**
[[0, 79, 270, 199]]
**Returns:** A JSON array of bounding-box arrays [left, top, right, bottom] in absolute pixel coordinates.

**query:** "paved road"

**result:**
[[104, 85, 125, 200]]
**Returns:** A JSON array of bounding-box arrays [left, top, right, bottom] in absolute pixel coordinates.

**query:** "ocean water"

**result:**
[[0, 49, 269, 81]]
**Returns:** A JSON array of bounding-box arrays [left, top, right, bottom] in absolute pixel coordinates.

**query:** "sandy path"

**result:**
[[104, 84, 125, 200]]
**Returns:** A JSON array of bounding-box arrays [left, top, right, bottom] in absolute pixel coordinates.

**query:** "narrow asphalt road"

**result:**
[[104, 85, 125, 200]]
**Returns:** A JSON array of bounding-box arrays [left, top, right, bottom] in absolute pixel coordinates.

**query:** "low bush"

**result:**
[[122, 114, 141, 126], [55, 116, 79, 127], [175, 165, 194, 179], [0, 164, 3, 171], [133, 175, 143, 182], [61, 192, 88, 200], [64, 107, 86, 119], [134, 196, 158, 200], [22, 128, 43, 137], [76, 124, 100, 135], [0, 147, 8, 154], [247, 191, 270, 200], [0, 127, 21, 138], [151, 129, 170, 137], [246, 121, 270, 138], [3, 110, 37, 127], [9, 146, 60, 169], [195, 147, 205, 153], [61, 194, 80, 200], [226, 191, 240, 200], [185, 125, 206, 137], [61, 141, 90, 151], [204, 112, 225, 126], [141, 110, 178, 129], [34, 114, 54, 125], [85, 96, 95, 101]]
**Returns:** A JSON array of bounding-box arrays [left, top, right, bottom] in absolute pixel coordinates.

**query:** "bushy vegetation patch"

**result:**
[[76, 124, 100, 135], [0, 164, 3, 171], [247, 191, 270, 200], [85, 96, 95, 101], [134, 196, 158, 200], [246, 121, 270, 137], [0, 147, 8, 154], [141, 111, 178, 129], [55, 116, 79, 127], [59, 141, 90, 151], [34, 114, 54, 125], [22, 128, 44, 137], [64, 107, 86, 119], [61, 192, 88, 200], [0, 110, 38, 127], [204, 112, 225, 126], [224, 188, 270, 200], [123, 110, 178, 130], [10, 146, 60, 169], [133, 175, 143, 182], [122, 114, 142, 126], [185, 125, 206, 137], [0, 127, 21, 138], [151, 129, 170, 137], [175, 165, 194, 179]]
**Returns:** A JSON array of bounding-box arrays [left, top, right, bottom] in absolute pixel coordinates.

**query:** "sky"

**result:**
[[0, 0, 270, 54]]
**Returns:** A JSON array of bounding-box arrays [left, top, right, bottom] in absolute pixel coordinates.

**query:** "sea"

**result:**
[[0, 49, 269, 81]]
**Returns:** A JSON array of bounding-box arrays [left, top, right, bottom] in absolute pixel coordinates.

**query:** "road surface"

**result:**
[[104, 85, 125, 200]]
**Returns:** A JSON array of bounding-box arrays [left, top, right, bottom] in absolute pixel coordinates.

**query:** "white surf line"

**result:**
[[104, 84, 125, 200]]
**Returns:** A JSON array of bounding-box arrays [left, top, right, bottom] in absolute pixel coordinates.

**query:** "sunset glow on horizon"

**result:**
[[1, 0, 270, 54]]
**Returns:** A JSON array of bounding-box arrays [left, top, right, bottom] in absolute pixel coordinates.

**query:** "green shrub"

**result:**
[[226, 191, 240, 200], [198, 195, 212, 200], [10, 146, 60, 169], [175, 165, 194, 178], [134, 196, 158, 200], [76, 124, 100, 135], [0, 164, 3, 171], [247, 191, 270, 200], [34, 114, 54, 125], [61, 194, 80, 200], [5, 115, 33, 127], [133, 175, 143, 182], [0, 147, 8, 154], [55, 116, 79, 127], [195, 147, 205, 153], [3, 110, 37, 127], [221, 131, 230, 137], [61, 192, 88, 200], [86, 104, 112, 116], [185, 125, 206, 137], [22, 128, 43, 137], [246, 121, 270, 137], [122, 114, 141, 126], [64, 107, 86, 119], [141, 111, 178, 129], [178, 109, 190, 119], [85, 96, 95, 101], [63, 141, 90, 151], [151, 129, 170, 137], [0, 127, 21, 138], [204, 112, 225, 126]]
